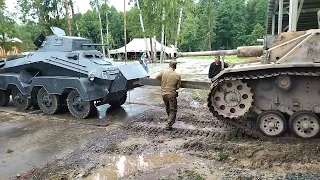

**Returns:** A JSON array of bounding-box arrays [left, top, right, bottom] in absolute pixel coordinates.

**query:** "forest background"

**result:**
[[0, 0, 267, 56]]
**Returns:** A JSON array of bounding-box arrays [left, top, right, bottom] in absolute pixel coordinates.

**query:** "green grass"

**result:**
[[184, 55, 248, 64], [177, 169, 206, 180], [217, 151, 228, 161]]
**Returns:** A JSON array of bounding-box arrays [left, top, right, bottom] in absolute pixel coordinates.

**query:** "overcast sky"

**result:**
[[5, 0, 133, 13]]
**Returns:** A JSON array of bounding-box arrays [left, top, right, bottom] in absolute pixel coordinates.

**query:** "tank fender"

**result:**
[[31, 77, 109, 101]]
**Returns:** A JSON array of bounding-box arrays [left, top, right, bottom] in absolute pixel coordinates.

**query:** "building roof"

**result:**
[[109, 38, 175, 54], [266, 0, 320, 34]]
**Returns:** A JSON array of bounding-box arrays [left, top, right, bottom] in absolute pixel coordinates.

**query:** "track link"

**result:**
[[208, 69, 320, 143]]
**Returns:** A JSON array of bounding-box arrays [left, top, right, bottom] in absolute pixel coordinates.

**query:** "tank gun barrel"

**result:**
[[176, 45, 264, 58]]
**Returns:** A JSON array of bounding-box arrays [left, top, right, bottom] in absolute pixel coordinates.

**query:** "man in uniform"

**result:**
[[208, 55, 228, 81], [156, 60, 181, 130]]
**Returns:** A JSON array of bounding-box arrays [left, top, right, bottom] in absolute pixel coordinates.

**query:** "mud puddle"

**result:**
[[84, 153, 193, 180]]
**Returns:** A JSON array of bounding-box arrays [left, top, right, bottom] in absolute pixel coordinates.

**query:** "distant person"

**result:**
[[208, 55, 228, 81], [140, 53, 149, 73], [156, 60, 181, 130]]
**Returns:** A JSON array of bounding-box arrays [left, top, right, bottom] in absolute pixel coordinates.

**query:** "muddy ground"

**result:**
[[1, 59, 320, 180]]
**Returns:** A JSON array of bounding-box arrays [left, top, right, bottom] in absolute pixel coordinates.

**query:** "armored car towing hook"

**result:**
[[0, 27, 148, 119]]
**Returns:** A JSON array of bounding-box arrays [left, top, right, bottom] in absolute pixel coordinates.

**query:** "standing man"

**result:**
[[140, 53, 149, 73], [156, 60, 181, 130], [208, 55, 228, 81]]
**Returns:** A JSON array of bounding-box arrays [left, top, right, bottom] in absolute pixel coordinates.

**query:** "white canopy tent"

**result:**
[[109, 38, 175, 56]]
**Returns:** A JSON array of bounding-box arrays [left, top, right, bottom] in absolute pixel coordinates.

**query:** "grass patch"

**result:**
[[189, 89, 209, 104], [177, 169, 206, 180], [217, 151, 228, 161], [184, 55, 248, 64]]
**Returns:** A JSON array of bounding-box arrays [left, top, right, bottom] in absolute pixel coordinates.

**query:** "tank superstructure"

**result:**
[[0, 27, 148, 119]]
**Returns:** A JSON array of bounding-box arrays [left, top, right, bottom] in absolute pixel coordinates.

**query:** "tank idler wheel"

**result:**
[[257, 110, 287, 137], [109, 92, 127, 108], [11, 87, 32, 110], [289, 111, 320, 139], [67, 90, 95, 119], [37, 87, 61, 115], [0, 89, 10, 107]]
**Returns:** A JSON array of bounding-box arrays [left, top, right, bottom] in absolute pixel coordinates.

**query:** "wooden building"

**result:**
[[0, 36, 23, 60]]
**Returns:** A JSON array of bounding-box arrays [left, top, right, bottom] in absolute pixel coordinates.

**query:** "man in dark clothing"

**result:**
[[208, 56, 228, 80]]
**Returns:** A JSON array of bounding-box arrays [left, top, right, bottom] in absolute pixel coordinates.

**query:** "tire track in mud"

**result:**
[[123, 107, 252, 141]]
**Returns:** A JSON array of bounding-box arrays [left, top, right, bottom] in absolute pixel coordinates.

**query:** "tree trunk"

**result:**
[[175, 5, 183, 48], [153, 35, 156, 62], [69, 0, 80, 37], [105, 0, 110, 58], [160, 7, 165, 63], [149, 37, 153, 62], [96, 0, 105, 57], [64, 0, 72, 36], [136, 0, 150, 58]]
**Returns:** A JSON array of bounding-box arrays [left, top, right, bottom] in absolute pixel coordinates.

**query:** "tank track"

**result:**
[[207, 69, 320, 143]]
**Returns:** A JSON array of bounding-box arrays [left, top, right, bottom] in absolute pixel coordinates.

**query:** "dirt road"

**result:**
[[1, 59, 320, 179]]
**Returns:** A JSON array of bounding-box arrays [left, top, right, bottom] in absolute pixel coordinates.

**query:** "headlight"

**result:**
[[88, 70, 96, 81]]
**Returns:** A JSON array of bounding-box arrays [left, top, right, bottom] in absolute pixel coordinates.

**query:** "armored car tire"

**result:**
[[37, 87, 61, 115], [67, 90, 95, 119], [11, 87, 32, 110], [109, 92, 127, 108], [0, 90, 10, 107]]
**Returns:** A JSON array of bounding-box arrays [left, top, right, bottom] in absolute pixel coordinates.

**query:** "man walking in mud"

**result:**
[[156, 60, 181, 130]]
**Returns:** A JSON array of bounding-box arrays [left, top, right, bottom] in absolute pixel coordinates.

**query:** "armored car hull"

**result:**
[[0, 27, 148, 119]]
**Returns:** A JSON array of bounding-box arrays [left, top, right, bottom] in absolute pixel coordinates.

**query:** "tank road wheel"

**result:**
[[11, 87, 32, 110], [37, 87, 61, 115], [289, 111, 320, 139], [109, 92, 127, 108], [257, 111, 287, 137], [209, 80, 253, 119], [67, 90, 94, 119], [0, 90, 10, 107]]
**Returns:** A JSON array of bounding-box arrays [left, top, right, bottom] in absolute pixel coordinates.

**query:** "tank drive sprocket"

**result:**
[[208, 80, 253, 119]]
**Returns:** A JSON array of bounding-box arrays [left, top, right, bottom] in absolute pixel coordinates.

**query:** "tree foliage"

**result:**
[[7, 0, 268, 53], [0, 0, 18, 51]]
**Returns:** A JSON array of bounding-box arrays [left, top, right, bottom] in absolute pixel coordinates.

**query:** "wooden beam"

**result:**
[[139, 78, 211, 90]]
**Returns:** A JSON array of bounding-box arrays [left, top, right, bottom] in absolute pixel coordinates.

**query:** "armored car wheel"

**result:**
[[257, 110, 287, 137], [109, 92, 127, 108], [37, 87, 61, 115], [11, 87, 32, 110], [289, 111, 320, 139], [0, 89, 10, 107], [67, 90, 94, 119]]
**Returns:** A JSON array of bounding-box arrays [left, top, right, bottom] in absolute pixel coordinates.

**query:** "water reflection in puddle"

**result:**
[[85, 153, 188, 180]]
